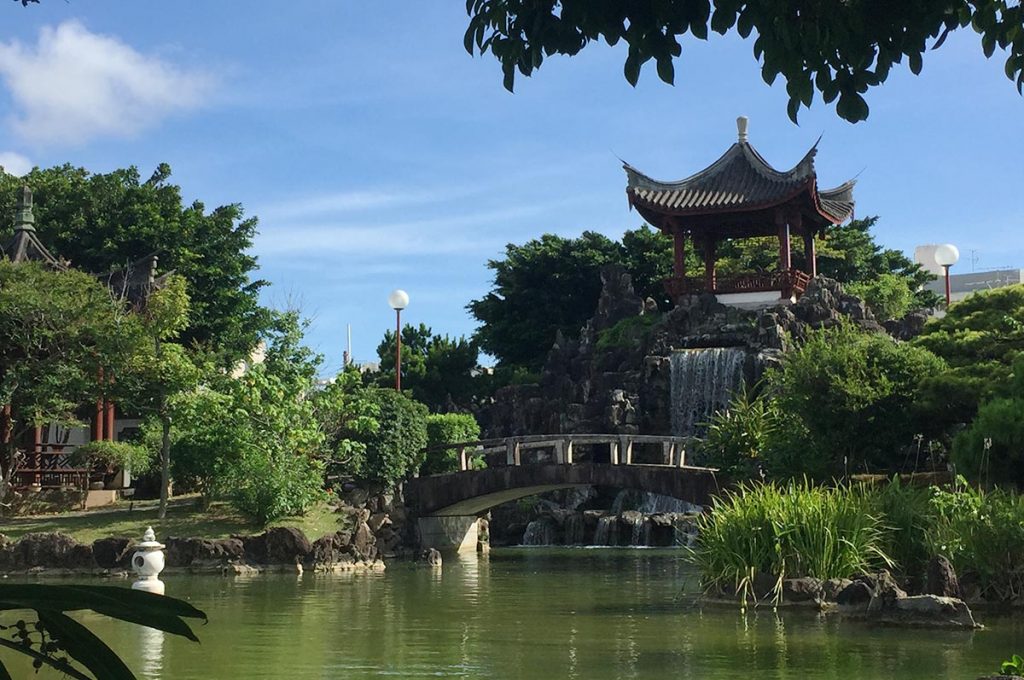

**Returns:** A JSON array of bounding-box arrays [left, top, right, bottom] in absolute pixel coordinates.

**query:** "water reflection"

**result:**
[[6, 550, 1016, 680]]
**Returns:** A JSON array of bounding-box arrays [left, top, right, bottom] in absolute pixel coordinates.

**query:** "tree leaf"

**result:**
[[37, 611, 135, 680], [0, 660, 12, 680], [656, 57, 675, 84]]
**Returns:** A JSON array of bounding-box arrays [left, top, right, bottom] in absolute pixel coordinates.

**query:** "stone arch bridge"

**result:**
[[405, 434, 719, 552]]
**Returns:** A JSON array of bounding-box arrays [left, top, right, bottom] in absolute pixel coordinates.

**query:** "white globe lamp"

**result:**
[[387, 289, 409, 391], [388, 289, 409, 311]]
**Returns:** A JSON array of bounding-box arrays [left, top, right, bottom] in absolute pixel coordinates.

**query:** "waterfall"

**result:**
[[670, 347, 746, 436], [522, 519, 556, 546], [593, 516, 618, 546], [563, 514, 586, 545]]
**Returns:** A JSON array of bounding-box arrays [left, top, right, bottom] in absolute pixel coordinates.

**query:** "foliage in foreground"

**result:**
[[465, 0, 1024, 123], [0, 584, 205, 680]]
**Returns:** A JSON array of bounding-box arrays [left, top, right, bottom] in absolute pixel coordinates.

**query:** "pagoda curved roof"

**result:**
[[624, 137, 855, 230]]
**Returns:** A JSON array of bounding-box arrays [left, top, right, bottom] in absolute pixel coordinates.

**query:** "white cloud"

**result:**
[[0, 151, 32, 176], [0, 21, 214, 146]]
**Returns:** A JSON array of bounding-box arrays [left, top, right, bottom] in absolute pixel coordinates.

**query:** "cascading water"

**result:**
[[522, 518, 557, 546], [670, 347, 747, 437], [593, 516, 618, 546]]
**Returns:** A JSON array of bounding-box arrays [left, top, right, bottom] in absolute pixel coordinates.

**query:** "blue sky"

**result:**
[[1, 3, 1021, 372]]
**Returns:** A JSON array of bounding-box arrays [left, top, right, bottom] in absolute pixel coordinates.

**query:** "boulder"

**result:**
[[925, 556, 962, 599], [10, 532, 94, 570], [351, 522, 377, 561], [91, 537, 132, 569], [243, 527, 312, 565], [782, 577, 823, 603], [821, 578, 853, 602], [165, 537, 245, 567], [867, 570, 907, 612], [884, 595, 979, 629], [310, 531, 353, 566], [835, 581, 873, 606]]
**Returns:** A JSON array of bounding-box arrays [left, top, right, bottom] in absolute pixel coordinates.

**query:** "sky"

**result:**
[[0, 3, 1021, 373]]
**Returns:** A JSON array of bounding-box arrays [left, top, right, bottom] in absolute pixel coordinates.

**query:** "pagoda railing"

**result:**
[[664, 269, 812, 298], [12, 443, 90, 490]]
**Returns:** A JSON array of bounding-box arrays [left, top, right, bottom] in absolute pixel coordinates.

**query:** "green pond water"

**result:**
[[3, 549, 1021, 679]]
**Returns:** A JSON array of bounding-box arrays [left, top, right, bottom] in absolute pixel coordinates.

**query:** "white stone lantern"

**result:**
[[131, 526, 166, 595]]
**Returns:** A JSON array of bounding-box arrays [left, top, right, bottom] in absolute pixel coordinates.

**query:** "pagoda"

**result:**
[[624, 117, 855, 304]]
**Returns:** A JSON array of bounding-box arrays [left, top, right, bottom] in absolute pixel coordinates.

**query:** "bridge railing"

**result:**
[[422, 434, 701, 472]]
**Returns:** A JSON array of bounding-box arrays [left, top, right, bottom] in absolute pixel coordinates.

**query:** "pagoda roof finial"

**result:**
[[14, 185, 35, 232], [736, 116, 749, 143]]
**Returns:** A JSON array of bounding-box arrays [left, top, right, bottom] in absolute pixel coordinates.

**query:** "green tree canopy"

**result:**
[[465, 0, 1024, 123], [769, 321, 946, 476], [0, 261, 150, 504], [914, 284, 1024, 423], [375, 323, 480, 411], [0, 164, 269, 363], [472, 220, 934, 369]]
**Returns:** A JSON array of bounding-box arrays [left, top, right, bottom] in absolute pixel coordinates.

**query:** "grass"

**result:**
[[690, 479, 892, 603], [0, 497, 343, 544]]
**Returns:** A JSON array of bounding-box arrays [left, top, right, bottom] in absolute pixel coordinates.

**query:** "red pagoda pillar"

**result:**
[[672, 230, 686, 278]]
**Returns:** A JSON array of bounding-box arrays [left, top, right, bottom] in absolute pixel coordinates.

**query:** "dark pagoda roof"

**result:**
[[624, 117, 855, 238], [2, 186, 68, 269]]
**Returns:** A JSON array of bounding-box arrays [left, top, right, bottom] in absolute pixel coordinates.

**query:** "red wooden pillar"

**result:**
[[672, 230, 687, 278], [93, 399, 104, 441], [104, 400, 115, 441], [703, 238, 717, 293]]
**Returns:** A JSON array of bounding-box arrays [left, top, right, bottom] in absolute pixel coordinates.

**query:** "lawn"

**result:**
[[0, 497, 344, 544]]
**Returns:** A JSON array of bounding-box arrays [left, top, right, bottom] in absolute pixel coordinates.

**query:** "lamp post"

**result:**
[[387, 289, 409, 391], [934, 244, 960, 307]]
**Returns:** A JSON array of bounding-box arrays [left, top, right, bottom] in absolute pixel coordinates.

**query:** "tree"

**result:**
[[471, 220, 933, 369], [464, 0, 1024, 123], [0, 165, 270, 364], [952, 355, 1024, 486], [121, 276, 202, 519], [348, 388, 429, 487], [0, 261, 148, 505], [422, 413, 482, 475], [769, 321, 947, 476], [375, 323, 480, 411], [847, 272, 917, 321], [146, 312, 328, 522], [913, 284, 1024, 423]]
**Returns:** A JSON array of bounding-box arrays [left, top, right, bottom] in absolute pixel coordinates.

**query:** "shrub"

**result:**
[[847, 272, 917, 321], [690, 480, 892, 602], [929, 482, 1024, 601], [952, 397, 1024, 486], [422, 413, 481, 475], [701, 387, 780, 478], [595, 313, 661, 351], [68, 440, 153, 476], [769, 321, 947, 476], [357, 388, 429, 486]]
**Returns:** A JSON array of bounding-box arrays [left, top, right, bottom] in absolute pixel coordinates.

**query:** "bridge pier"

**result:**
[[417, 515, 479, 554]]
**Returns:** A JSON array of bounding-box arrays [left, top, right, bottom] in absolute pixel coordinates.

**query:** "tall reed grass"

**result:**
[[690, 479, 892, 602], [691, 477, 1024, 603]]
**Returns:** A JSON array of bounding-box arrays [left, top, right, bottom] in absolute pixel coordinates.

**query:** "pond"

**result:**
[[3, 549, 1019, 679]]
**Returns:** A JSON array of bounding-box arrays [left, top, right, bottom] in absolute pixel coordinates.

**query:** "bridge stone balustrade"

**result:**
[[406, 434, 719, 553]]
